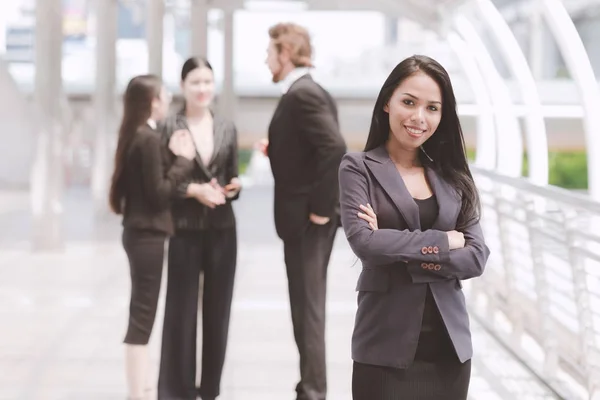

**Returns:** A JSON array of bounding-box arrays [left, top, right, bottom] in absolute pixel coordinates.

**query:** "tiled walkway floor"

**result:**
[[0, 187, 559, 400]]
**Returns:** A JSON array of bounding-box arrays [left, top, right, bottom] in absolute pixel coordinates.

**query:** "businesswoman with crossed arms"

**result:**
[[339, 55, 490, 399], [109, 74, 196, 400]]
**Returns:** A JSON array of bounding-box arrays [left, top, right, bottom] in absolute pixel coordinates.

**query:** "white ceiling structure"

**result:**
[[227, 0, 600, 201]]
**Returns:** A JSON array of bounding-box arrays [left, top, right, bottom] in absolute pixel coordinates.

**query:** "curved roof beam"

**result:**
[[475, 0, 548, 186], [495, 0, 600, 23], [454, 14, 523, 178], [304, 0, 441, 27], [446, 31, 497, 170]]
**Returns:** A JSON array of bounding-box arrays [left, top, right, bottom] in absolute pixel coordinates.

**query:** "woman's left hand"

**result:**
[[358, 203, 378, 231], [224, 177, 242, 198]]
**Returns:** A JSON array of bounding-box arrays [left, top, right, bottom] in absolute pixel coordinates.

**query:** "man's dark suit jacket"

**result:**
[[122, 124, 194, 236], [267, 74, 347, 240], [160, 110, 240, 231], [338, 146, 490, 368]]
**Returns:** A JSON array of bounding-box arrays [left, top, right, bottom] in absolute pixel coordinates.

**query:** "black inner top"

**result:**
[[412, 195, 458, 362]]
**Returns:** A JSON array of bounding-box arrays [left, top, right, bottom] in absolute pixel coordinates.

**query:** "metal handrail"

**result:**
[[469, 166, 600, 400], [472, 166, 600, 213]]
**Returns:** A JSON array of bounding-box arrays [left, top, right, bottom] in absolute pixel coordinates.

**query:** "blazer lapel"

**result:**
[[426, 168, 461, 230], [365, 146, 420, 230], [208, 115, 226, 170]]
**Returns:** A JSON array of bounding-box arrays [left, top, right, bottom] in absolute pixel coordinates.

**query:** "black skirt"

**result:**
[[122, 228, 166, 345], [352, 289, 471, 400], [352, 359, 471, 400]]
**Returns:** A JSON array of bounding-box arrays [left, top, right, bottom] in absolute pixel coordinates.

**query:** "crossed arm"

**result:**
[[338, 153, 489, 282]]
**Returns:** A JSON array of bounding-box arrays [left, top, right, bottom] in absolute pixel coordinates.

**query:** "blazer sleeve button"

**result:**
[[421, 263, 428, 269], [421, 247, 428, 255], [434, 264, 441, 271], [433, 246, 439, 254], [427, 246, 433, 254], [428, 263, 435, 270]]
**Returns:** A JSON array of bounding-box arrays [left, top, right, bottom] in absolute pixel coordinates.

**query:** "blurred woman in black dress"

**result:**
[[109, 74, 196, 400]]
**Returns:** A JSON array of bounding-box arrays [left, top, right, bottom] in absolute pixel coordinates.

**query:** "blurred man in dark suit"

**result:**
[[258, 22, 346, 400]]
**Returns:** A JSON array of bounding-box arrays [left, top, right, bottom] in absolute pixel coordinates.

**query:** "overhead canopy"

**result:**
[[227, 0, 468, 27]]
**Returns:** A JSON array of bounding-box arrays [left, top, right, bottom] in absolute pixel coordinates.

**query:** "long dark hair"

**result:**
[[365, 55, 480, 229], [181, 56, 213, 82], [109, 74, 163, 214]]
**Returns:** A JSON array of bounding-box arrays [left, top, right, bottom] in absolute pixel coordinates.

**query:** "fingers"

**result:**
[[358, 203, 378, 230], [359, 204, 376, 218], [198, 194, 225, 208], [209, 178, 226, 194], [173, 129, 191, 138], [254, 139, 269, 156], [169, 134, 193, 156], [357, 212, 372, 221], [358, 204, 376, 222], [170, 130, 194, 154], [225, 178, 242, 192], [224, 183, 240, 192], [357, 213, 376, 229]]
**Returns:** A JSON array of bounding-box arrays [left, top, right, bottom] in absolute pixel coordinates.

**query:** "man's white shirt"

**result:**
[[280, 67, 312, 94]]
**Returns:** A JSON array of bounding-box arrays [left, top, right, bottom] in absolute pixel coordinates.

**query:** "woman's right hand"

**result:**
[[358, 203, 378, 231], [187, 182, 226, 209], [255, 138, 269, 157], [447, 230, 465, 250], [169, 130, 196, 161]]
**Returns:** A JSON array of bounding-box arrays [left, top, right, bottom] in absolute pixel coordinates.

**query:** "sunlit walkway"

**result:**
[[0, 186, 559, 399]]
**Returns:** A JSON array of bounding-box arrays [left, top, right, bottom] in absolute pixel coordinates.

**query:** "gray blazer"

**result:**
[[338, 146, 490, 368]]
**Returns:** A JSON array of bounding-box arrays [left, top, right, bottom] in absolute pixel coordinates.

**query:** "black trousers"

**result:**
[[122, 228, 166, 345], [283, 221, 338, 400], [158, 228, 237, 400]]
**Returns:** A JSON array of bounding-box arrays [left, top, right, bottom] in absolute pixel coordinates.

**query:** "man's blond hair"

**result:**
[[268, 23, 313, 68]]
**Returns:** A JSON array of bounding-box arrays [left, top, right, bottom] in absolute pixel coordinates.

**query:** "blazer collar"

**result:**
[[364, 145, 461, 231], [285, 73, 313, 95], [210, 115, 227, 167]]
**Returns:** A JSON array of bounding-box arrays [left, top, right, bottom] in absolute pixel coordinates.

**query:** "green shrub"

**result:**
[[467, 148, 588, 190], [238, 148, 253, 175], [547, 151, 587, 189]]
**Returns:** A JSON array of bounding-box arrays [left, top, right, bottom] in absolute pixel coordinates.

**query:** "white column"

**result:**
[[147, 0, 164, 76], [91, 0, 118, 217], [31, 0, 64, 251], [218, 8, 236, 121], [191, 0, 209, 57]]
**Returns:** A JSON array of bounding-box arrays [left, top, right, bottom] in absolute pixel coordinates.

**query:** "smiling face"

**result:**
[[384, 71, 442, 152], [181, 66, 215, 109]]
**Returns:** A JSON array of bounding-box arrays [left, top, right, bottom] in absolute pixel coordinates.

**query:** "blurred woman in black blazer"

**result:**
[[158, 57, 241, 400], [108, 74, 196, 400]]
